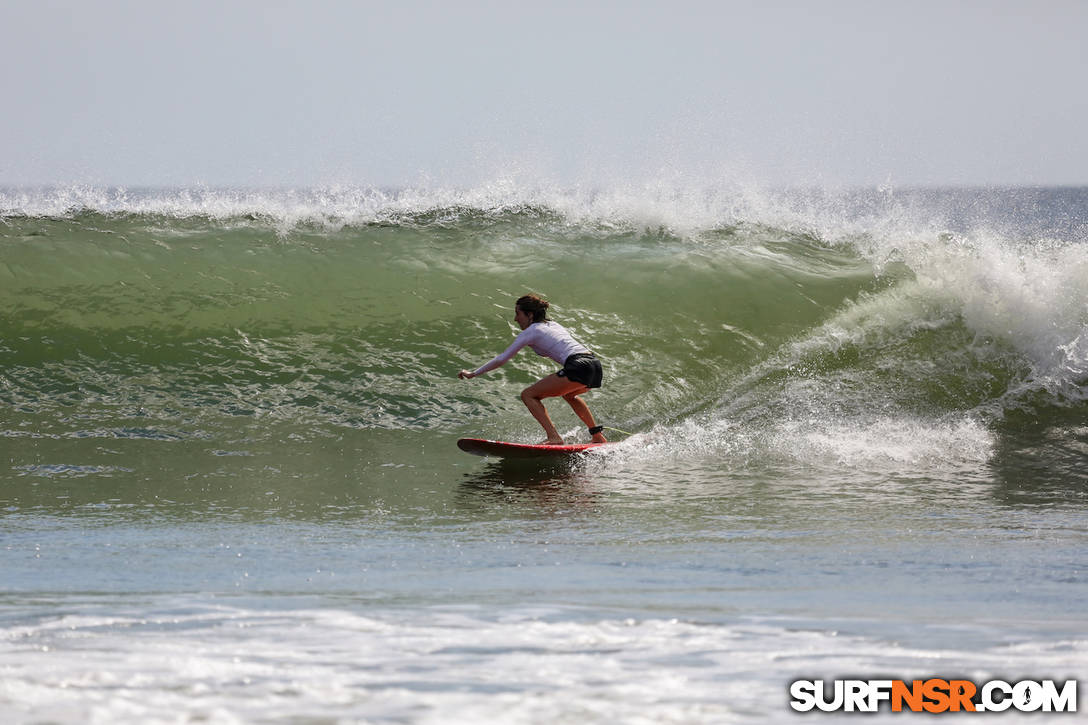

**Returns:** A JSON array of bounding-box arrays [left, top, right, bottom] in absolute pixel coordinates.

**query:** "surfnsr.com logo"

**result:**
[[789, 679, 1078, 713]]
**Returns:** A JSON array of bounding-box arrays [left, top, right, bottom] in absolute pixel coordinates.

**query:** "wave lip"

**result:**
[[4, 185, 1088, 250]]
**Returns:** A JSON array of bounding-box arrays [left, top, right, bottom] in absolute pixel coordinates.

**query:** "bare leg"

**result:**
[[563, 388, 607, 443], [520, 374, 588, 445]]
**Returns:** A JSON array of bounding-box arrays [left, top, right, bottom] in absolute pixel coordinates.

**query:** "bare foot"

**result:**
[[590, 434, 608, 444], [539, 438, 565, 446]]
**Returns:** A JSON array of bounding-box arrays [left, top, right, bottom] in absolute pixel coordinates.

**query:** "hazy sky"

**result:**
[[3, 0, 1086, 187]]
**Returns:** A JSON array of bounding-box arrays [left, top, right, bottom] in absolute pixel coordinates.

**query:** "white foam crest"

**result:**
[[858, 229, 1088, 406], [0, 180, 783, 236], [754, 205, 1088, 412], [0, 185, 405, 229], [3, 183, 1083, 247]]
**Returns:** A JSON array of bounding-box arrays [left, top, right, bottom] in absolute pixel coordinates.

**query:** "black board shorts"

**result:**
[[557, 353, 603, 389]]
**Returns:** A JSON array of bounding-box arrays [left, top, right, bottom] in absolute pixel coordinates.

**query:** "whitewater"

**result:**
[[1, 183, 1086, 723]]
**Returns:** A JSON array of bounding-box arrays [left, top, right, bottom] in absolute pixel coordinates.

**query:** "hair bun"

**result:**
[[515, 294, 550, 322]]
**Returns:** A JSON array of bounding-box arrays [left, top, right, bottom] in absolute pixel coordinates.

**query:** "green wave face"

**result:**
[[2, 188, 1086, 483], [0, 209, 882, 427]]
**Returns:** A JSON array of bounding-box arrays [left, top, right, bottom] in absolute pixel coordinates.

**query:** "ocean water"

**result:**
[[1, 184, 1086, 722]]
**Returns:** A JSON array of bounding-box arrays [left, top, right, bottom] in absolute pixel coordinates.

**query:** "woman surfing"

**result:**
[[458, 294, 607, 446]]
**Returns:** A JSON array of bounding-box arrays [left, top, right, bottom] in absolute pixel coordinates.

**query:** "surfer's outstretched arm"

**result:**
[[458, 326, 536, 380]]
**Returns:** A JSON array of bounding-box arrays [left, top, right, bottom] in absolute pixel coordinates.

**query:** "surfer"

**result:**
[[458, 294, 607, 446]]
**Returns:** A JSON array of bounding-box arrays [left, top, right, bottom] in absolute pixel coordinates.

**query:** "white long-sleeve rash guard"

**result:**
[[473, 321, 589, 377]]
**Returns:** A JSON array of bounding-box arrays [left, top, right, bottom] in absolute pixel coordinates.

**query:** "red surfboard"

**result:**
[[457, 438, 612, 459]]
